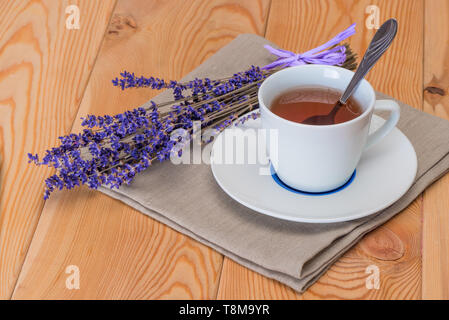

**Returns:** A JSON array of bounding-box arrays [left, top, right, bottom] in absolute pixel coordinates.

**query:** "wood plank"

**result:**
[[0, 0, 116, 299], [217, 259, 304, 299], [217, 0, 423, 299], [12, 0, 270, 299], [422, 0, 449, 300]]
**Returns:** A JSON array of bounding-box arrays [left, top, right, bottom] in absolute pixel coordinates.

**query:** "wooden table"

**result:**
[[1, 0, 448, 300]]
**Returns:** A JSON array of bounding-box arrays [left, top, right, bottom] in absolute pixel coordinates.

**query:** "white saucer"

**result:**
[[210, 113, 417, 223]]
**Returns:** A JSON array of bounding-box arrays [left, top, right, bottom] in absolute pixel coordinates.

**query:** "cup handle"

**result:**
[[365, 100, 400, 149]]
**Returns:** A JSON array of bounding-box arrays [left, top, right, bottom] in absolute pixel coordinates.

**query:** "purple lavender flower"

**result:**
[[29, 25, 357, 199], [29, 65, 271, 198]]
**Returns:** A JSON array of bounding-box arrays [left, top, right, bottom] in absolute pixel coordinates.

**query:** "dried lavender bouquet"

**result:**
[[29, 25, 357, 199]]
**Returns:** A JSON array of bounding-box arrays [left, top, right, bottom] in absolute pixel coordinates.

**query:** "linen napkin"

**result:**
[[99, 34, 449, 293]]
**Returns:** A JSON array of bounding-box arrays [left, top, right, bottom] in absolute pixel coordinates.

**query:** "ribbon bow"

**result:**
[[262, 23, 356, 70]]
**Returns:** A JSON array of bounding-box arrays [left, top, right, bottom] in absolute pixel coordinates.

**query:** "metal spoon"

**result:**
[[301, 19, 398, 125]]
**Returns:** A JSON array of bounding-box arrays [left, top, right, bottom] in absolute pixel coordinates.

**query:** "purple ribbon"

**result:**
[[262, 23, 356, 70]]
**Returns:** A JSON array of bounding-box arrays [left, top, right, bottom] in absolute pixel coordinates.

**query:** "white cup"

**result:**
[[258, 65, 400, 193]]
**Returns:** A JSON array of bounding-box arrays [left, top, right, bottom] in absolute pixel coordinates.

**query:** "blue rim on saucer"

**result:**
[[210, 112, 418, 223], [270, 164, 356, 196]]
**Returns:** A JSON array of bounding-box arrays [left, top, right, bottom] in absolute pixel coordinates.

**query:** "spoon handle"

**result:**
[[340, 19, 398, 104]]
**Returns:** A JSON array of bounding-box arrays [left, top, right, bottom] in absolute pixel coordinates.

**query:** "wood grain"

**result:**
[[12, 0, 270, 299], [8, 0, 448, 300], [422, 0, 449, 300], [217, 0, 424, 300], [0, 0, 116, 299]]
